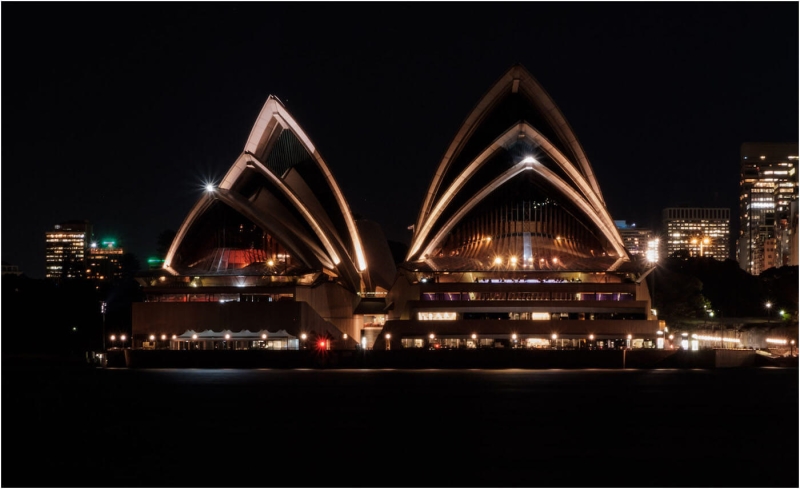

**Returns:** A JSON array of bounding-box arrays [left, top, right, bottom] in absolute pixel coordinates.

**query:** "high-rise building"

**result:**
[[86, 239, 124, 281], [738, 142, 798, 274], [779, 199, 799, 267], [614, 220, 653, 256], [2, 263, 23, 276], [45, 220, 92, 280], [662, 208, 730, 259], [614, 220, 655, 259]]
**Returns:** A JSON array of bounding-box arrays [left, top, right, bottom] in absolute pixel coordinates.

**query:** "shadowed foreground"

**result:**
[[2, 356, 797, 488]]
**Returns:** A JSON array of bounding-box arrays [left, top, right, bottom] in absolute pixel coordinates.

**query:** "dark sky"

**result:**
[[3, 2, 798, 278]]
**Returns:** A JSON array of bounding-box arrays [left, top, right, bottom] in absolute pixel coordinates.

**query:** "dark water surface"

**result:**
[[2, 361, 798, 488]]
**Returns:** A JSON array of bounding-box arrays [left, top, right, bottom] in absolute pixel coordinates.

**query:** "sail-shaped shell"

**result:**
[[164, 96, 367, 292], [406, 64, 630, 272]]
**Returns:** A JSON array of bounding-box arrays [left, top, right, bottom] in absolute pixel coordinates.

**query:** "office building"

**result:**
[[662, 208, 730, 259], [776, 199, 799, 267], [738, 142, 798, 274], [45, 220, 92, 280], [615, 221, 656, 260], [86, 239, 124, 281]]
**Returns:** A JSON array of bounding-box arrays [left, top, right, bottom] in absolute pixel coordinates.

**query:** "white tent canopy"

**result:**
[[176, 329, 296, 340]]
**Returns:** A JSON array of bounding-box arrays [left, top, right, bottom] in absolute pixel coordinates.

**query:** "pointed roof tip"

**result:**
[[508, 62, 534, 79], [266, 94, 287, 107]]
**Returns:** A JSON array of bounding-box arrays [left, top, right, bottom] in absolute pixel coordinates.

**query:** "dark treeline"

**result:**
[[2, 263, 144, 356], [654, 257, 798, 329]]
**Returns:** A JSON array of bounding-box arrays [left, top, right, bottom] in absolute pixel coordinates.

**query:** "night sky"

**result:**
[[3, 2, 798, 278]]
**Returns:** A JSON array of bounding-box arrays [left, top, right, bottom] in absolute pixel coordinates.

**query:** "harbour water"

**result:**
[[2, 358, 797, 488]]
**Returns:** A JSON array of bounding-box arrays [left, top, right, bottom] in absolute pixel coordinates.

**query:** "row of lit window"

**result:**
[[420, 292, 635, 302]]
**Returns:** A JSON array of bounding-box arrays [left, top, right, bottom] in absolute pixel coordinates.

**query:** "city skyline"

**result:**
[[2, 2, 798, 278]]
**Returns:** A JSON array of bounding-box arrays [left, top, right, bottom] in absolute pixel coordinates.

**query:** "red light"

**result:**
[[318, 340, 326, 348]]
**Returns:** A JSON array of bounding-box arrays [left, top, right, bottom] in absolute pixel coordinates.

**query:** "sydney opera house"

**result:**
[[133, 64, 663, 351]]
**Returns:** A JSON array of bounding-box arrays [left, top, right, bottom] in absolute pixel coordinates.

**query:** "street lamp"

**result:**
[[385, 333, 391, 351], [765, 301, 772, 323], [109, 334, 116, 349], [588, 334, 594, 350], [100, 301, 107, 351], [120, 334, 127, 349], [627, 334, 632, 350], [301, 333, 307, 350], [551, 333, 558, 349]]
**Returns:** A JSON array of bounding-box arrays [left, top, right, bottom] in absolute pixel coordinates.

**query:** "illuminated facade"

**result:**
[[738, 142, 798, 274], [375, 65, 662, 351], [86, 240, 124, 281], [45, 220, 92, 280], [133, 96, 395, 349], [777, 199, 799, 267], [132, 65, 665, 352], [662, 208, 730, 259], [614, 220, 656, 259]]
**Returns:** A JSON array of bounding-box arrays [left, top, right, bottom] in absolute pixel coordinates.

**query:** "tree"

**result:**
[[655, 265, 708, 330]]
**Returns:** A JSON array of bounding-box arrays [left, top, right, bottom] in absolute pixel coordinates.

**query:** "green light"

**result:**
[[101, 238, 117, 248], [147, 258, 165, 264]]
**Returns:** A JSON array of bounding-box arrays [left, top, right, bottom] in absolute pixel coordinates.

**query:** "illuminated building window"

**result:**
[[418, 312, 457, 320]]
